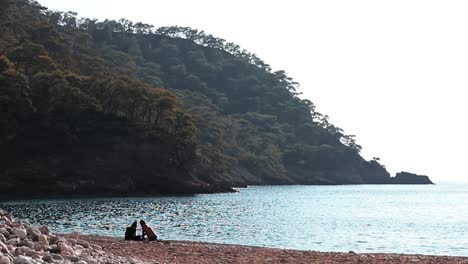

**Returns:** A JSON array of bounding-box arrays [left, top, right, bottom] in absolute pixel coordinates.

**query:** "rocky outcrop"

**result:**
[[0, 210, 151, 264], [390, 172, 434, 184]]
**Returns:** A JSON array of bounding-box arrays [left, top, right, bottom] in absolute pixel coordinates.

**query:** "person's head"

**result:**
[[131, 221, 137, 228], [139, 220, 146, 226]]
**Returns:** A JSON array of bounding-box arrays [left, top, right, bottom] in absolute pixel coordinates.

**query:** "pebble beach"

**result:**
[[2, 210, 468, 264]]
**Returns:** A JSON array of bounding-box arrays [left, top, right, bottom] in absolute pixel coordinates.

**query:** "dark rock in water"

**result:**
[[391, 172, 433, 184]]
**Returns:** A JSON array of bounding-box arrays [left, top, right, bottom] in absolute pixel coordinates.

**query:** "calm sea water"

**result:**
[[1, 184, 467, 256]]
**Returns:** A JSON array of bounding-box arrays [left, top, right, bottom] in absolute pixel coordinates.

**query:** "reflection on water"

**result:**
[[1, 184, 468, 256]]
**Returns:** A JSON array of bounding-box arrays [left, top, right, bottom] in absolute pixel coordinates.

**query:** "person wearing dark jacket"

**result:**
[[140, 220, 158, 241], [124, 221, 141, 241]]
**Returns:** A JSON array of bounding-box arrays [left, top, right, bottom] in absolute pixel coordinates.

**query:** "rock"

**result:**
[[41, 255, 52, 263], [38, 226, 49, 235], [6, 245, 14, 252], [0, 256, 10, 264], [391, 171, 434, 184], [19, 239, 34, 249], [48, 236, 58, 245], [91, 244, 102, 251], [5, 238, 20, 246], [76, 261, 87, 264], [67, 256, 80, 262], [24, 248, 37, 257], [26, 228, 41, 241], [14, 247, 25, 256], [49, 244, 59, 254], [58, 241, 74, 256], [0, 229, 9, 237], [33, 242, 45, 251], [348, 251, 357, 255], [0, 233, 6, 243], [68, 238, 77, 246], [69, 232, 80, 240], [84, 258, 98, 264], [1, 217, 12, 226], [0, 241, 11, 254], [12, 229, 27, 239], [13, 256, 33, 264], [50, 253, 63, 261], [4, 213, 13, 222], [38, 235, 48, 246], [77, 240, 89, 248]]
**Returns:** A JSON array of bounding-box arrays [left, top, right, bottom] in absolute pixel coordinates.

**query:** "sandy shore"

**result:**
[[73, 235, 468, 264]]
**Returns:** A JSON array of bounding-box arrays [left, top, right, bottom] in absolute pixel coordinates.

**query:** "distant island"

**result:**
[[0, 0, 432, 199]]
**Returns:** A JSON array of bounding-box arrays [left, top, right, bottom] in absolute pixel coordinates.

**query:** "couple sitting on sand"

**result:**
[[125, 220, 158, 241]]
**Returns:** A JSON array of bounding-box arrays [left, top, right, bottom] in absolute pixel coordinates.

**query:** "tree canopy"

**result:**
[[0, 0, 394, 197]]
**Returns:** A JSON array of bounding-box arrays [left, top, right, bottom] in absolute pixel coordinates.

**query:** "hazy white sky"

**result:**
[[38, 0, 468, 183]]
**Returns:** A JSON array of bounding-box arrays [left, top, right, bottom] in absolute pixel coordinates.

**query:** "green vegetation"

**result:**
[[0, 0, 405, 197]]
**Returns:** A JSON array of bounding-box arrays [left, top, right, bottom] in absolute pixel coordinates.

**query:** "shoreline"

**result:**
[[74, 235, 468, 264], [2, 210, 467, 264], [0, 183, 439, 202]]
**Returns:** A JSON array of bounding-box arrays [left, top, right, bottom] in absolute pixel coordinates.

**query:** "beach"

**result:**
[[75, 235, 468, 264], [2, 210, 468, 264]]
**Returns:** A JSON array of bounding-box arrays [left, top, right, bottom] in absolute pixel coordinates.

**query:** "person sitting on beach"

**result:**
[[140, 220, 158, 241], [124, 221, 141, 241]]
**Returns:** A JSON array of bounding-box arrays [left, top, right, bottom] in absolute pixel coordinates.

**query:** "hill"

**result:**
[[0, 0, 432, 198]]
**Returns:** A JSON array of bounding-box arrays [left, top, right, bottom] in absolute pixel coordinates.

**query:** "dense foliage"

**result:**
[[0, 0, 395, 197]]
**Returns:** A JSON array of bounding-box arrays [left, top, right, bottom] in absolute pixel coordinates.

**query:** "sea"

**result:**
[[1, 184, 467, 256]]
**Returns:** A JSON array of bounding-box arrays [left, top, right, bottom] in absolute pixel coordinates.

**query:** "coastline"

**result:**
[[2, 210, 467, 264], [73, 235, 468, 264], [0, 182, 437, 202]]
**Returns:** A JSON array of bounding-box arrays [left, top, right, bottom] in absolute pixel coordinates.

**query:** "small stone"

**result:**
[[49, 244, 59, 254], [67, 256, 80, 262], [33, 242, 43, 251], [0, 256, 10, 264], [58, 241, 74, 256], [0, 241, 10, 254], [13, 248, 22, 256], [13, 228, 28, 239], [25, 248, 37, 257], [50, 253, 63, 261], [91, 244, 102, 251], [0, 233, 6, 243], [38, 235, 49, 246], [41, 255, 52, 262], [12, 229, 27, 239], [1, 217, 12, 226], [26, 228, 41, 241], [0, 229, 9, 237], [69, 232, 80, 240], [6, 245, 14, 252], [13, 256, 32, 264], [38, 226, 50, 235], [19, 239, 34, 249], [77, 240, 89, 248], [84, 258, 98, 264], [76, 261, 87, 264], [5, 238, 20, 246], [348, 251, 357, 255], [68, 238, 77, 246]]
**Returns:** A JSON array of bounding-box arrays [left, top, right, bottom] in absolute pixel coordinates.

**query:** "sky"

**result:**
[[37, 0, 468, 183]]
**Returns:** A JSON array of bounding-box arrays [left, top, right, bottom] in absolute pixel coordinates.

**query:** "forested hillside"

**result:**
[[0, 0, 430, 198]]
